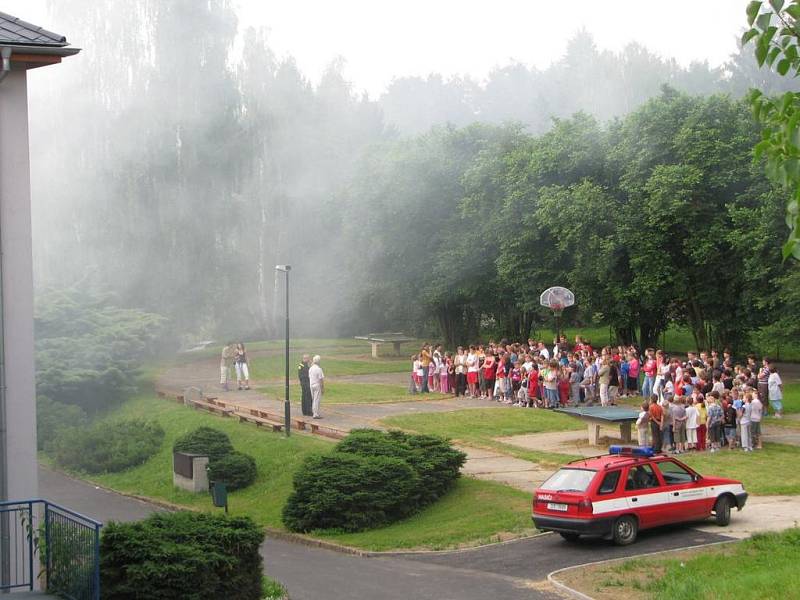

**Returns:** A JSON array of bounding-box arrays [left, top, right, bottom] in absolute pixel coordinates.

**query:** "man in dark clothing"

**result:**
[[298, 354, 313, 416]]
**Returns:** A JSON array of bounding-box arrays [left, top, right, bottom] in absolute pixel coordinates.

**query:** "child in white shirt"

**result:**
[[686, 399, 699, 450], [636, 402, 650, 447]]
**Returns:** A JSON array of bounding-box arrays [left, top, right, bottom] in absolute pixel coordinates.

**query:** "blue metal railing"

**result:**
[[0, 499, 102, 600]]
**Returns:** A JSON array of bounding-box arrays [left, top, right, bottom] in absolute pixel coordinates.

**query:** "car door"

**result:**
[[622, 464, 667, 528], [654, 459, 709, 521]]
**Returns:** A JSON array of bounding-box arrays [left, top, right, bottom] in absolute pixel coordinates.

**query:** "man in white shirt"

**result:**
[[538, 342, 550, 361], [309, 354, 325, 419]]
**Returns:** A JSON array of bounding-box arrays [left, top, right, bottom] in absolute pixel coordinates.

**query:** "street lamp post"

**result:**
[[275, 265, 291, 437]]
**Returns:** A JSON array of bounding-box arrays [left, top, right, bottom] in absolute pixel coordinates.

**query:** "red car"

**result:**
[[531, 446, 747, 545]]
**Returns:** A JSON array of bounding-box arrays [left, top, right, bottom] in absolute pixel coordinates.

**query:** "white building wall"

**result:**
[[0, 69, 38, 500]]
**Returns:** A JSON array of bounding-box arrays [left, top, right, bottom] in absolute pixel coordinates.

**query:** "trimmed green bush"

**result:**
[[337, 429, 466, 504], [207, 451, 257, 491], [283, 429, 466, 532], [100, 511, 264, 600], [173, 426, 234, 461], [53, 419, 164, 474], [282, 453, 419, 532], [174, 427, 257, 491]]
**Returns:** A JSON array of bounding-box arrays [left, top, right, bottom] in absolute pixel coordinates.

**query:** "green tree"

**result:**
[[742, 0, 800, 259]]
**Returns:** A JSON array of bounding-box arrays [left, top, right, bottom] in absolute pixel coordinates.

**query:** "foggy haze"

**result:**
[[13, 0, 794, 342]]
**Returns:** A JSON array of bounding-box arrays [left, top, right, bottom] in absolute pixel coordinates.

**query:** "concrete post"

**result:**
[[0, 69, 38, 501]]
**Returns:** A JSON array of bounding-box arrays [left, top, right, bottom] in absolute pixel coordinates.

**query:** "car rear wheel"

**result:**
[[714, 495, 732, 526], [612, 515, 638, 545], [559, 532, 580, 542]]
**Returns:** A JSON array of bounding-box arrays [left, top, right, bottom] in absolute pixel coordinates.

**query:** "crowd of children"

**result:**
[[410, 335, 785, 454]]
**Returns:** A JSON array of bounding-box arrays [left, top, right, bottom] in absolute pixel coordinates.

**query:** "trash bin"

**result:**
[[211, 481, 228, 512]]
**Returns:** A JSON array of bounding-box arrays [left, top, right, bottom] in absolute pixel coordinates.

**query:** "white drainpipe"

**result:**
[[0, 47, 11, 84]]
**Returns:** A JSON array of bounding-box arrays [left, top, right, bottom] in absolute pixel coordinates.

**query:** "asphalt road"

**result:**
[[39, 465, 734, 600]]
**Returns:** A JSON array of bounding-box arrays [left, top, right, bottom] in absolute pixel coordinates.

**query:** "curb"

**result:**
[[546, 538, 737, 600], [265, 527, 550, 557]]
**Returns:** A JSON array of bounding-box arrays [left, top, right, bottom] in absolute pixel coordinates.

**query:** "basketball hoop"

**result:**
[[540, 287, 575, 313], [540, 287, 575, 338]]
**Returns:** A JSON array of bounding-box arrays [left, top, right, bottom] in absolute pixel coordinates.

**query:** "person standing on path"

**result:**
[[234, 342, 250, 390], [768, 365, 784, 418], [454, 347, 467, 397], [220, 342, 235, 391], [309, 355, 325, 419], [298, 354, 313, 416], [419, 344, 432, 393]]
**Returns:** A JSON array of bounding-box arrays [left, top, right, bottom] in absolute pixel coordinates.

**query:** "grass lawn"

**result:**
[[260, 382, 412, 404], [174, 338, 418, 364], [679, 443, 800, 496], [71, 395, 538, 550], [248, 354, 409, 380], [320, 477, 536, 551], [382, 408, 585, 466], [563, 528, 800, 600]]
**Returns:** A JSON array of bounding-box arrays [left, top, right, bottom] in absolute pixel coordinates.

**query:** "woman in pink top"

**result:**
[[627, 352, 640, 396]]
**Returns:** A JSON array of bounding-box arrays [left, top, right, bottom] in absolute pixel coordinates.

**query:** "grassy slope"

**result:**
[[318, 477, 534, 551], [602, 529, 800, 600], [80, 395, 536, 550]]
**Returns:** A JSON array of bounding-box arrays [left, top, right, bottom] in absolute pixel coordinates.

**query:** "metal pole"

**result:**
[[284, 269, 290, 437]]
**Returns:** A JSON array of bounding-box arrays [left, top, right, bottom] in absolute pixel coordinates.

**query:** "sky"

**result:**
[[5, 0, 747, 98]]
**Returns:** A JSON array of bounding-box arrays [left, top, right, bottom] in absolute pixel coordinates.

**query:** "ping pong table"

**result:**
[[555, 406, 641, 446]]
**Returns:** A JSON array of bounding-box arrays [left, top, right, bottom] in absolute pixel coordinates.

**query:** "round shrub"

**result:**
[[101, 511, 264, 600], [337, 429, 466, 504], [53, 419, 164, 474], [173, 426, 233, 461], [207, 451, 257, 491], [282, 453, 419, 532]]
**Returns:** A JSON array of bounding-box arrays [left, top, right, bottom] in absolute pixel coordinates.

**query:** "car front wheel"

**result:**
[[714, 496, 732, 526], [612, 516, 638, 545]]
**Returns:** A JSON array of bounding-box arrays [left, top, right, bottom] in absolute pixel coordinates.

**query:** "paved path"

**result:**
[[40, 464, 743, 600]]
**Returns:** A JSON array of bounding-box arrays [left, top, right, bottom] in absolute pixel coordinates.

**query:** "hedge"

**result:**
[[172, 427, 234, 461], [337, 429, 466, 504], [207, 451, 257, 491], [282, 453, 419, 532], [53, 419, 164, 474], [283, 429, 466, 532], [100, 511, 264, 600], [173, 427, 257, 491]]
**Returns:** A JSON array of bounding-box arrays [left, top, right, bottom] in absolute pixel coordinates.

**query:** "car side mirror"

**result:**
[[693, 474, 701, 482]]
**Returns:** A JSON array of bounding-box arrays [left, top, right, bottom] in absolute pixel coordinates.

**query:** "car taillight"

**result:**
[[577, 498, 593, 514]]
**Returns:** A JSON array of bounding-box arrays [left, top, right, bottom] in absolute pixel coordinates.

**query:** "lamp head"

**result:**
[[275, 265, 292, 272]]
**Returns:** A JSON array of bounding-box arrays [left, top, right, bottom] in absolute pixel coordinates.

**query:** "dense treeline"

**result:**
[[26, 0, 799, 344], [342, 89, 794, 352]]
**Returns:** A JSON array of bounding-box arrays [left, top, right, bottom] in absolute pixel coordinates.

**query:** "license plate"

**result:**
[[547, 502, 568, 512]]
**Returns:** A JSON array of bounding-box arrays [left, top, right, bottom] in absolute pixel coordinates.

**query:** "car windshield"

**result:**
[[540, 468, 596, 492]]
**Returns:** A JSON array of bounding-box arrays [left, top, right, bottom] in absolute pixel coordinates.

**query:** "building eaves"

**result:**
[[0, 11, 68, 47]]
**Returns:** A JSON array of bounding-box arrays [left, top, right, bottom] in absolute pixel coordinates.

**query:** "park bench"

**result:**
[[189, 399, 234, 417], [354, 332, 414, 358], [311, 424, 347, 439], [233, 411, 283, 432]]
